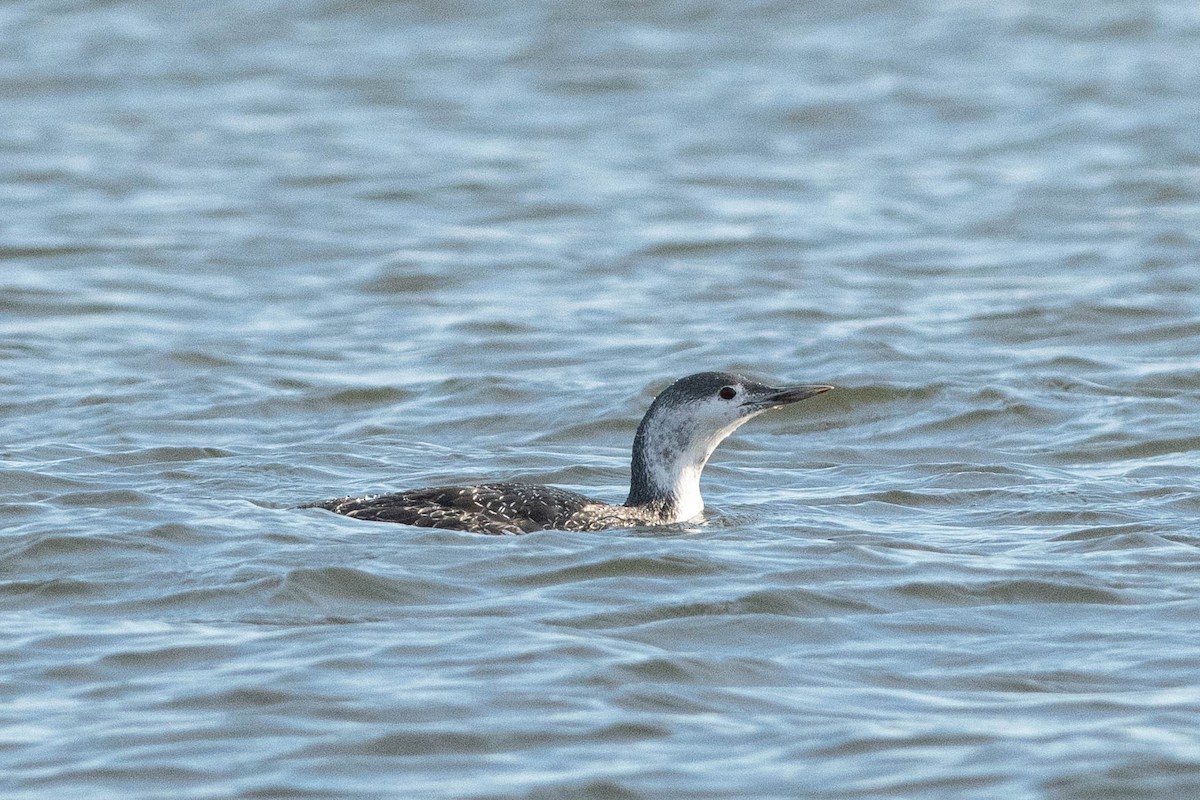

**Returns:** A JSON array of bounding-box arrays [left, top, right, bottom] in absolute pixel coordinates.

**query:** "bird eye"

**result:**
[[718, 386, 737, 400]]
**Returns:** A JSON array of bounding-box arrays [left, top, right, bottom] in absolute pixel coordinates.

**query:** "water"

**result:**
[[3, 1, 1200, 797]]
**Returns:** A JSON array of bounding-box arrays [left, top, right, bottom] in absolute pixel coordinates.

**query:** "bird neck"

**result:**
[[624, 413, 712, 522]]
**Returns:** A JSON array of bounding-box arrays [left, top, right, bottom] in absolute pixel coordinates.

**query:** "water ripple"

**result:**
[[4, 0, 1200, 797]]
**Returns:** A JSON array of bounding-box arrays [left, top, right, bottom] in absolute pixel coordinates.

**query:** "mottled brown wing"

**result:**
[[305, 483, 598, 535]]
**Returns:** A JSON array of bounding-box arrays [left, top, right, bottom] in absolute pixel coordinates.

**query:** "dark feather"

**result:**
[[305, 482, 601, 535]]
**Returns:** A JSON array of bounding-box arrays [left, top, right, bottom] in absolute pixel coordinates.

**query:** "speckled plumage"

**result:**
[[306, 483, 674, 535], [305, 372, 833, 535]]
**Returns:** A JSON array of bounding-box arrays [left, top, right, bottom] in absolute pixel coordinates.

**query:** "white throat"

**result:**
[[651, 460, 705, 522], [629, 405, 754, 521]]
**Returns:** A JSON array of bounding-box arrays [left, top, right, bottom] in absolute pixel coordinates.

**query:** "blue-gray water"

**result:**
[[4, 2, 1200, 798]]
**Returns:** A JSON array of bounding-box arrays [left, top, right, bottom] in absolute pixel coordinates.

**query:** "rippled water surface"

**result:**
[[4, 1, 1200, 798]]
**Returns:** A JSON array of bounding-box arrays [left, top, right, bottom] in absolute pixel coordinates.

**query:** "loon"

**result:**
[[305, 371, 833, 535]]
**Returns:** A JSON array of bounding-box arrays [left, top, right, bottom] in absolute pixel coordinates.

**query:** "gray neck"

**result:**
[[624, 410, 709, 522]]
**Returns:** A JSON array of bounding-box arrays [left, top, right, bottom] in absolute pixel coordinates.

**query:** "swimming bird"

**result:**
[[304, 371, 833, 535]]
